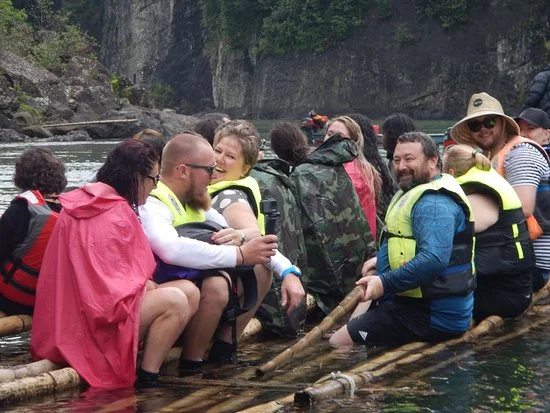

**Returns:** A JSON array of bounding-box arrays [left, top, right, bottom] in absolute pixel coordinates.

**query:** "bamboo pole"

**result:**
[[0, 360, 60, 383], [236, 394, 294, 413], [0, 315, 32, 337], [0, 367, 81, 403], [255, 285, 365, 377], [293, 315, 506, 406], [158, 350, 339, 412], [41, 119, 138, 128]]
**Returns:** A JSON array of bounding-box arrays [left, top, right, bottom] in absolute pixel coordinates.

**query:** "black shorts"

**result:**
[[473, 270, 532, 321], [347, 297, 461, 346]]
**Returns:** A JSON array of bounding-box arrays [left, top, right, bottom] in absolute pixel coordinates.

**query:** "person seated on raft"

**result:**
[[0, 148, 67, 315], [249, 122, 309, 337], [290, 118, 375, 315], [31, 140, 198, 388], [450, 92, 550, 292], [330, 132, 475, 348], [207, 120, 306, 333], [443, 144, 534, 321], [325, 116, 381, 238], [139, 132, 280, 371]]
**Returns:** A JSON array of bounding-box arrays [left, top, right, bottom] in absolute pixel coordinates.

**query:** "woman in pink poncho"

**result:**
[[324, 116, 381, 237], [30, 140, 197, 388]]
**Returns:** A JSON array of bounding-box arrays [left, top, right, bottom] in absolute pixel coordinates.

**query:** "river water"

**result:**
[[2, 131, 550, 411]]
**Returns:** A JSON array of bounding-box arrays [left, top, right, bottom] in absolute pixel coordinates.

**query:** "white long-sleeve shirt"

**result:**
[[139, 196, 293, 275]]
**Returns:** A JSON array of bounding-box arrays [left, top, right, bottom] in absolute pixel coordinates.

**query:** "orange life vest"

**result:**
[[493, 136, 550, 240], [0, 190, 59, 310]]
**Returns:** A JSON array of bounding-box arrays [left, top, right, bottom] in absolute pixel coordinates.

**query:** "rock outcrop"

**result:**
[[99, 0, 549, 119], [0, 51, 198, 142]]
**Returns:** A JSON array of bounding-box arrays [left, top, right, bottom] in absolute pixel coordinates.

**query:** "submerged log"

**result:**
[[256, 286, 364, 377], [0, 315, 32, 337], [0, 367, 81, 403]]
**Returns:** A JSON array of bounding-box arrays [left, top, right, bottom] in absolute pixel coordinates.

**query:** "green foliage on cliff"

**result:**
[[199, 0, 372, 55], [415, 0, 476, 29], [0, 0, 95, 73], [199, 0, 480, 55]]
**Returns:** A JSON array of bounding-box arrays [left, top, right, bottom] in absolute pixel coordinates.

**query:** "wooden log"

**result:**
[[255, 285, 365, 377], [41, 119, 138, 128], [527, 304, 550, 315], [0, 367, 81, 403], [0, 360, 60, 383], [236, 394, 294, 413], [0, 315, 32, 337]]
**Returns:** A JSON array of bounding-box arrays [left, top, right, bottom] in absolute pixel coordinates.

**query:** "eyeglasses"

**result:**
[[145, 174, 160, 186], [185, 163, 216, 177], [467, 117, 498, 133]]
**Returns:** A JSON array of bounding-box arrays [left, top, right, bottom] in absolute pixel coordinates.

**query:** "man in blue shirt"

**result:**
[[330, 131, 475, 347]]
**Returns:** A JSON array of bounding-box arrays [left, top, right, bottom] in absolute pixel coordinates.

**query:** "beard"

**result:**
[[182, 180, 212, 211], [397, 168, 432, 192]]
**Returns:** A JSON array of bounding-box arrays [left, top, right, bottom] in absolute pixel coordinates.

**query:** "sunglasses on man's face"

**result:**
[[467, 117, 498, 132], [185, 163, 216, 177]]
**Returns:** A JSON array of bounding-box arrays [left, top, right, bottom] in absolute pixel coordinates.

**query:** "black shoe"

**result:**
[[208, 339, 238, 364], [135, 368, 159, 388], [178, 358, 204, 376]]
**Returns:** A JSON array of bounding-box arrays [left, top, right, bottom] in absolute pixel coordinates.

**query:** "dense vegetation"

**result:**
[[0, 0, 95, 73], [198, 0, 478, 55]]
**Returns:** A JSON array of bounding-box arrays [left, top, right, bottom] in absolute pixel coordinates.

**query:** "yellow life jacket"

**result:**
[[208, 176, 266, 234], [384, 174, 475, 299], [150, 181, 205, 226], [456, 166, 533, 276]]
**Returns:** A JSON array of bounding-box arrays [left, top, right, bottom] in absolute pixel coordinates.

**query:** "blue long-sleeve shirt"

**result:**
[[376, 192, 473, 333]]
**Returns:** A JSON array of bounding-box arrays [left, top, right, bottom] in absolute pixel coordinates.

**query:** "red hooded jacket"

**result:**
[[30, 182, 155, 388]]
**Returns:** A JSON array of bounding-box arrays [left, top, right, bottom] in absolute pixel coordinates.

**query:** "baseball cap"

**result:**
[[515, 108, 550, 129]]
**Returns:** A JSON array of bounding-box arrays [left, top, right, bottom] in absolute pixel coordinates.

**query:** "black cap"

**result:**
[[515, 108, 550, 129]]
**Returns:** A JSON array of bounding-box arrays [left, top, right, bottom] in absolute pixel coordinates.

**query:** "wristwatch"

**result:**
[[281, 265, 302, 279], [239, 231, 247, 245]]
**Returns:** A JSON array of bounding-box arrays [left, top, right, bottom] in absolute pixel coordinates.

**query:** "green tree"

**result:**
[[0, 0, 33, 55]]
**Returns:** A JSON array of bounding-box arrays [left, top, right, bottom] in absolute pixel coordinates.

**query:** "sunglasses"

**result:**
[[145, 174, 160, 186], [185, 163, 216, 177], [467, 117, 498, 132]]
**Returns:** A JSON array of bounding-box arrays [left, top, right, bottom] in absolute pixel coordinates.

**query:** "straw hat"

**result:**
[[450, 92, 520, 146]]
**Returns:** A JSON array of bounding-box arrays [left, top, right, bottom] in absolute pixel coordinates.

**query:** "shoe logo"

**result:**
[[359, 330, 368, 341]]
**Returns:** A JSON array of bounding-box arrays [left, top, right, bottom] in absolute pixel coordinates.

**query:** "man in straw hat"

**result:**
[[450, 92, 550, 292]]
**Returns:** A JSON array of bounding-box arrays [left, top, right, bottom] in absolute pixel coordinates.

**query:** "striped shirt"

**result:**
[[504, 143, 550, 270]]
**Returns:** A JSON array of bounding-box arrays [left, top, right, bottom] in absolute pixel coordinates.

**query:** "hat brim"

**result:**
[[450, 111, 520, 146]]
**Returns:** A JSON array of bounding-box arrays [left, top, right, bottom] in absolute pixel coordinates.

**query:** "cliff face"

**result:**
[[101, 0, 213, 111], [100, 0, 549, 118]]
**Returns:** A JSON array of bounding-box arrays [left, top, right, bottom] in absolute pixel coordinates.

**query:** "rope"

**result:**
[[315, 371, 357, 397]]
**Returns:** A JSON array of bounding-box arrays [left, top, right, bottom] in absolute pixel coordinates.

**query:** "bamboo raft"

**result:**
[[0, 282, 549, 410]]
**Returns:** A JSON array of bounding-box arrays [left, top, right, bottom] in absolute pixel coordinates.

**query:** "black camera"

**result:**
[[260, 198, 278, 215], [260, 197, 280, 235]]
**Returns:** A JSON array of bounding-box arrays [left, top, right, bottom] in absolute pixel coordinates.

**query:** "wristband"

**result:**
[[281, 265, 302, 279]]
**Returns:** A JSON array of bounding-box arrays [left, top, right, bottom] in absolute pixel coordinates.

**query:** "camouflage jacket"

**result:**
[[291, 135, 376, 314], [250, 159, 307, 336]]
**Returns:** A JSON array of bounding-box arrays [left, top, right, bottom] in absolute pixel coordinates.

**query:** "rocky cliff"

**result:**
[[100, 0, 550, 119]]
